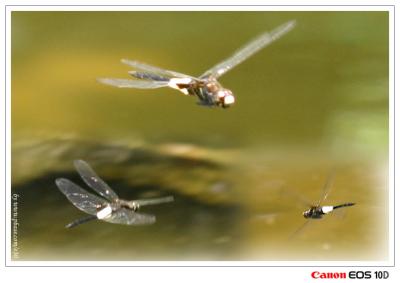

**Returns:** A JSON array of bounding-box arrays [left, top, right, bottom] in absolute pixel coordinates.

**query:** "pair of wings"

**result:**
[[284, 170, 336, 208], [97, 20, 296, 89], [288, 171, 336, 239], [55, 160, 155, 225]]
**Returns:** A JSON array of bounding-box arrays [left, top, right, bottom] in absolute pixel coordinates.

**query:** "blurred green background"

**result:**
[[11, 11, 388, 260]]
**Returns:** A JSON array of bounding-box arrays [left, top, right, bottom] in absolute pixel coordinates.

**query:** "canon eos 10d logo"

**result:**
[[311, 271, 389, 279]]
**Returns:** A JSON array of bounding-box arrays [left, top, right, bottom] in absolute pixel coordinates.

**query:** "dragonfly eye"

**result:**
[[216, 89, 235, 107], [223, 93, 235, 106]]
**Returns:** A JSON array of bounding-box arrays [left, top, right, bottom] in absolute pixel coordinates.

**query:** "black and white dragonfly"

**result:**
[[55, 160, 174, 228], [289, 172, 355, 237], [98, 20, 296, 108]]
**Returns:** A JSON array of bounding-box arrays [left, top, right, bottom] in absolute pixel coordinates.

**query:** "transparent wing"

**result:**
[[200, 20, 296, 79], [317, 170, 336, 206], [73, 160, 119, 202], [280, 187, 312, 208], [104, 208, 156, 225], [128, 71, 170, 82], [121, 59, 197, 80], [134, 196, 174, 207], [289, 219, 311, 240], [97, 78, 170, 89], [56, 178, 106, 216]]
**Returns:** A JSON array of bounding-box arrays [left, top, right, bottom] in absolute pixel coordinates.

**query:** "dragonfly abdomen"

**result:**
[[333, 203, 356, 210], [65, 214, 97, 229]]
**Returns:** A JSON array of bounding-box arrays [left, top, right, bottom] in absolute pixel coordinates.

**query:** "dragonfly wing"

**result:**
[[200, 20, 296, 79], [129, 71, 170, 82], [289, 219, 311, 240], [317, 170, 336, 206], [73, 160, 119, 202], [56, 178, 106, 216], [281, 187, 313, 208], [97, 78, 170, 89], [104, 208, 156, 225], [121, 59, 197, 80]]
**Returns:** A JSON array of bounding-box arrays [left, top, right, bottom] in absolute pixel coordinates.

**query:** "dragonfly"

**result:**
[[290, 172, 355, 237], [55, 160, 174, 228], [98, 20, 296, 108]]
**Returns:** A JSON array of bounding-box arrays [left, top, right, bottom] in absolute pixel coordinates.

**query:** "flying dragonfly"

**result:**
[[290, 172, 355, 237], [98, 20, 296, 108], [55, 160, 174, 228]]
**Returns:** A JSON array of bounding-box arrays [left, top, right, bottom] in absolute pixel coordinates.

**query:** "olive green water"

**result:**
[[11, 11, 388, 261]]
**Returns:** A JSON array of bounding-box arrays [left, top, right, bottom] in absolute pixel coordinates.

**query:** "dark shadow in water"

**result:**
[[12, 152, 242, 260]]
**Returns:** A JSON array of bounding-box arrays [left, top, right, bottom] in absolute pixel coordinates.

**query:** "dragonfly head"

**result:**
[[303, 209, 312, 219], [217, 89, 235, 108]]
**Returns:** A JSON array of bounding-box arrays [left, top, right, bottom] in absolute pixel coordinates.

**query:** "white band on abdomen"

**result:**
[[96, 206, 112, 219], [321, 206, 334, 214]]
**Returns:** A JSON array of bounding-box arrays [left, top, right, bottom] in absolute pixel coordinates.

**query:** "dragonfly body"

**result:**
[[302, 203, 355, 219], [98, 20, 296, 108], [166, 77, 234, 107], [55, 160, 174, 228], [94, 199, 137, 220]]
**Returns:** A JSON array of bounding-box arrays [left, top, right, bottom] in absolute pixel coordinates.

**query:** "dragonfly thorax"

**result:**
[[303, 206, 324, 219]]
